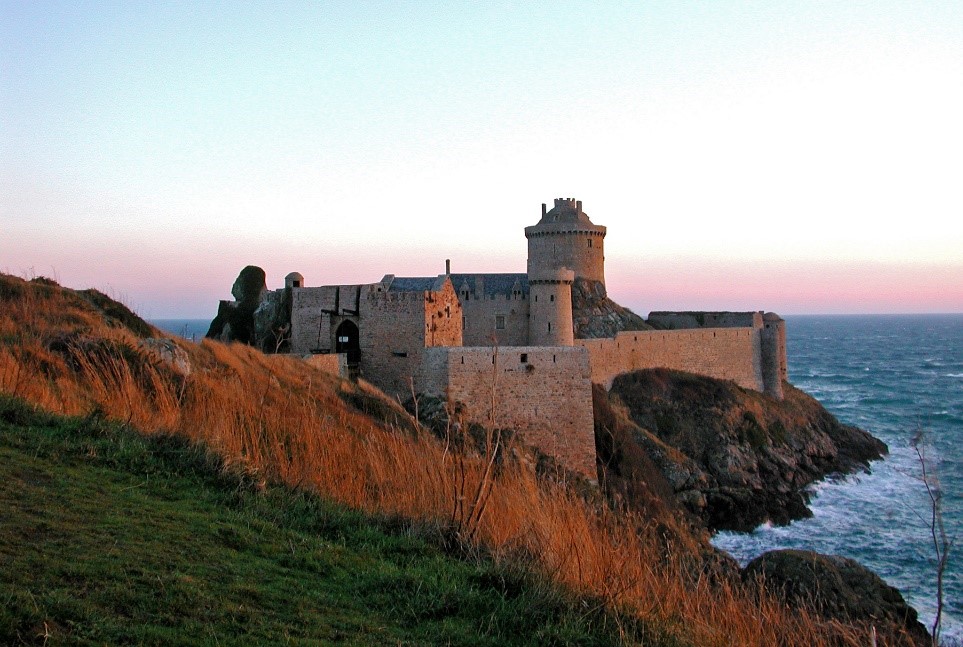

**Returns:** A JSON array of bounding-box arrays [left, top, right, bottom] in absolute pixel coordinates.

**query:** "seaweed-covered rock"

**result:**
[[744, 550, 929, 646]]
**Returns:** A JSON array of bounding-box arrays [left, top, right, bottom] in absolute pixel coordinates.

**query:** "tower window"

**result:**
[[548, 322, 552, 332], [587, 238, 593, 248], [550, 295, 554, 302], [520, 353, 528, 363], [495, 315, 506, 330]]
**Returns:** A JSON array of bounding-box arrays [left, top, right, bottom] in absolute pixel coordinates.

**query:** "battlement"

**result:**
[[553, 197, 582, 212]]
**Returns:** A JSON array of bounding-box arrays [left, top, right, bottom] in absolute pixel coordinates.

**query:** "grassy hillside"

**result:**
[[0, 273, 887, 646], [0, 396, 627, 646]]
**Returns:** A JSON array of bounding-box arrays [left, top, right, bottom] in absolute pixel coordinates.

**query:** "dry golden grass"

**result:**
[[0, 273, 900, 646]]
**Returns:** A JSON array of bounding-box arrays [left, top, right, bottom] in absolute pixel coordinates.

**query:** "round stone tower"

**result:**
[[528, 268, 575, 346], [525, 198, 607, 286]]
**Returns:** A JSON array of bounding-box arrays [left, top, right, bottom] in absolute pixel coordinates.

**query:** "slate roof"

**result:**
[[385, 276, 449, 293], [449, 273, 529, 298]]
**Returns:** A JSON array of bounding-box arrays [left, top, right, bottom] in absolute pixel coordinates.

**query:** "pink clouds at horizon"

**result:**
[[4, 237, 959, 318], [607, 258, 962, 316]]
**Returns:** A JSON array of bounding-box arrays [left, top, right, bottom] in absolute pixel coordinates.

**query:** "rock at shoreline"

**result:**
[[744, 550, 930, 646], [605, 368, 887, 532]]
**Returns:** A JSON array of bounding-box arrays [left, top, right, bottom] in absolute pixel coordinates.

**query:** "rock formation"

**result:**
[[206, 266, 268, 345], [744, 550, 930, 646], [571, 278, 651, 338], [602, 368, 886, 532]]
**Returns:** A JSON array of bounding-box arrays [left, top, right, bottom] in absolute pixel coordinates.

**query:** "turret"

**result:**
[[285, 272, 304, 289], [760, 312, 787, 400], [525, 198, 607, 287], [528, 268, 575, 346]]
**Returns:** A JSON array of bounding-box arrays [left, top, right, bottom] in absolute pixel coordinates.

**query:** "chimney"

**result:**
[[541, 203, 547, 218], [445, 259, 451, 275]]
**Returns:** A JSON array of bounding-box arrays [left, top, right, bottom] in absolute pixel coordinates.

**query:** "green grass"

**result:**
[[0, 396, 632, 646]]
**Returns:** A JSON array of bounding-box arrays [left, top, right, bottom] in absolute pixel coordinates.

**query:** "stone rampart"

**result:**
[[648, 311, 763, 329], [421, 346, 597, 479], [577, 328, 766, 393], [460, 293, 529, 347], [290, 285, 361, 355], [360, 281, 462, 397]]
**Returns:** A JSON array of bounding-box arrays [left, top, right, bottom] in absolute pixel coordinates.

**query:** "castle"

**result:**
[[247, 199, 787, 478]]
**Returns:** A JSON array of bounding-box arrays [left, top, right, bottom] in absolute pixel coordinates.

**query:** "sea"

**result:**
[[713, 314, 963, 642], [154, 315, 963, 640], [152, 319, 210, 343]]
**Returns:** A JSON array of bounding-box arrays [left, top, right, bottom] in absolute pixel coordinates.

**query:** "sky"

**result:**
[[2, 1, 961, 317]]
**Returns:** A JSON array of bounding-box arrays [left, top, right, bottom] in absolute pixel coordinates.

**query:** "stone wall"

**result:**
[[648, 311, 763, 329], [421, 346, 597, 479], [577, 328, 766, 393], [459, 292, 529, 347], [290, 285, 362, 355], [360, 281, 462, 398], [304, 352, 347, 378]]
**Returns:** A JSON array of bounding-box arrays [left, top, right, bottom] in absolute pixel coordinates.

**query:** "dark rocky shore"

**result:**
[[597, 367, 887, 532]]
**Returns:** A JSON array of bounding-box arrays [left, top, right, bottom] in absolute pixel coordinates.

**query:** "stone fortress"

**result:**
[[226, 198, 787, 478]]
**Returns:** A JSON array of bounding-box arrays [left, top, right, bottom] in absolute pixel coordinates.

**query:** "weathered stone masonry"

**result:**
[[422, 346, 596, 477], [239, 197, 788, 479]]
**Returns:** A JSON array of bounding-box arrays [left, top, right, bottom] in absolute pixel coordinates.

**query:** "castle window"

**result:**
[[587, 238, 593, 248], [495, 315, 505, 330], [392, 351, 408, 358], [548, 322, 552, 332], [462, 315, 466, 328], [550, 295, 555, 302], [553, 354, 556, 363], [520, 353, 528, 363]]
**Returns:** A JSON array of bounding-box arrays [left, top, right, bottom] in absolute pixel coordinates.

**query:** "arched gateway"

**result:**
[[334, 320, 360, 366]]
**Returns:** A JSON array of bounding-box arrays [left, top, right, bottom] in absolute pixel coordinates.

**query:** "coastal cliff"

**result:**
[[596, 368, 887, 532]]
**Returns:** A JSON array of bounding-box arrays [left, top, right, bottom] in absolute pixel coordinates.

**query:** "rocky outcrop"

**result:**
[[252, 289, 291, 353], [139, 338, 191, 376], [744, 550, 930, 646], [572, 279, 651, 339], [606, 368, 887, 532], [206, 266, 269, 346]]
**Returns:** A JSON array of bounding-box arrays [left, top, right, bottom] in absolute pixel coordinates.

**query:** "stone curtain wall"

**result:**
[[305, 353, 347, 378], [360, 281, 462, 398], [360, 289, 430, 397], [460, 293, 530, 347], [422, 346, 597, 479], [577, 328, 767, 394], [290, 286, 362, 355], [648, 311, 762, 330]]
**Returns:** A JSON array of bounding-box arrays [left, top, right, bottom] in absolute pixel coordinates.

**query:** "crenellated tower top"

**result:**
[[525, 197, 607, 286]]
